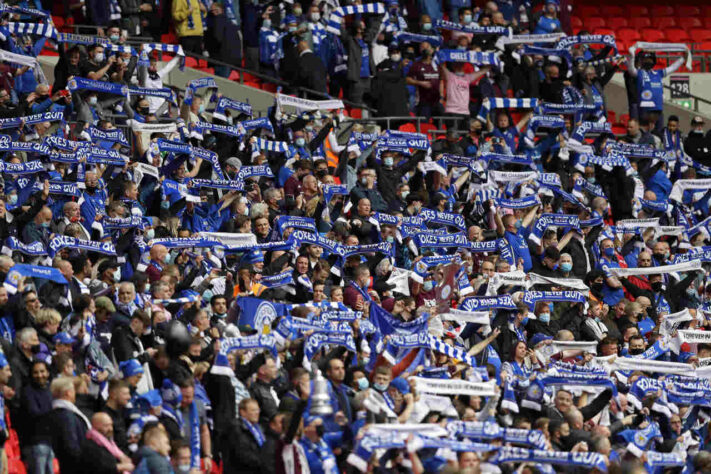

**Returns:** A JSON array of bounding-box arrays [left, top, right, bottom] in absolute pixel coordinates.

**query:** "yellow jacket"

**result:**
[[172, 0, 204, 38]]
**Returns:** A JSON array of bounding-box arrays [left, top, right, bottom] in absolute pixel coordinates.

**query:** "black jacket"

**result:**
[[684, 131, 711, 167], [296, 50, 328, 96], [17, 382, 53, 446], [371, 59, 410, 117], [111, 323, 149, 364], [249, 379, 279, 427], [50, 406, 89, 473], [222, 417, 267, 474], [78, 437, 118, 474]]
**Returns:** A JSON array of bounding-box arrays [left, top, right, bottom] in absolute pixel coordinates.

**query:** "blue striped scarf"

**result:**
[[326, 3, 386, 35], [437, 49, 501, 68], [7, 22, 57, 38], [570, 121, 612, 143], [48, 236, 116, 258], [139, 43, 186, 70], [477, 97, 538, 123], [434, 19, 510, 36]]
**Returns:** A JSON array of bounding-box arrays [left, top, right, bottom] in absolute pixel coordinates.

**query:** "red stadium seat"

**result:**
[[244, 81, 261, 90], [616, 40, 628, 54], [606, 17, 628, 31], [419, 122, 437, 139], [584, 17, 606, 31], [629, 17, 651, 30], [607, 111, 616, 125], [616, 28, 641, 44], [678, 17, 703, 30], [571, 16, 583, 31], [641, 29, 666, 43], [184, 56, 198, 68], [605, 6, 625, 17], [697, 41, 711, 53], [626, 6, 649, 18], [161, 32, 177, 44], [652, 17, 677, 30], [228, 70, 241, 81], [704, 6, 711, 18], [593, 28, 615, 37], [650, 6, 674, 17], [677, 6, 701, 18], [579, 6, 600, 18], [398, 123, 417, 133], [52, 16, 65, 28], [705, 18, 711, 30], [349, 108, 362, 119], [690, 29, 711, 42], [618, 114, 630, 128], [664, 29, 690, 44], [261, 82, 277, 93], [612, 125, 626, 136]]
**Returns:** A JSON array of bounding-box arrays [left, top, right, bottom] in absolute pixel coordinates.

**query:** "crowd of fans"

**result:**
[[0, 0, 707, 474]]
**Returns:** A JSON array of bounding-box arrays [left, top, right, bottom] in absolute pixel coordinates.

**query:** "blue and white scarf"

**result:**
[[48, 236, 116, 258], [492, 447, 607, 472], [260, 271, 294, 289], [236, 165, 274, 180], [477, 98, 538, 123], [497, 195, 540, 209], [212, 96, 253, 121], [138, 43, 185, 70], [128, 86, 177, 105], [239, 117, 273, 134], [418, 208, 466, 231], [434, 19, 510, 36], [3, 237, 46, 256], [0, 160, 44, 175], [276, 216, 316, 234], [242, 418, 265, 446], [6, 22, 57, 39], [221, 335, 277, 357], [88, 127, 129, 147], [412, 232, 468, 249], [394, 31, 442, 47], [437, 50, 501, 69], [572, 177, 606, 200], [326, 3, 386, 35], [67, 77, 128, 96], [184, 77, 216, 106], [303, 331, 356, 365], [251, 137, 292, 155], [570, 121, 612, 143], [522, 290, 586, 309], [530, 214, 580, 245], [523, 115, 566, 148], [556, 34, 618, 55], [103, 216, 145, 230], [460, 295, 516, 311], [0, 111, 63, 129]]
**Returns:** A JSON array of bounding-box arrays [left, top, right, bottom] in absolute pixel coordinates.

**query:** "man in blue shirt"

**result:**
[[532, 0, 561, 35], [494, 204, 539, 272], [596, 238, 625, 306]]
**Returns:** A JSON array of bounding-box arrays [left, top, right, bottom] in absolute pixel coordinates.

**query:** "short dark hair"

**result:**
[[131, 309, 150, 327]]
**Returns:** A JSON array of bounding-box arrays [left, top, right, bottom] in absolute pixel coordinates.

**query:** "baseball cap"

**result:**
[[530, 333, 553, 347], [54, 332, 76, 345], [389, 377, 410, 394], [692, 116, 705, 126], [119, 359, 144, 378]]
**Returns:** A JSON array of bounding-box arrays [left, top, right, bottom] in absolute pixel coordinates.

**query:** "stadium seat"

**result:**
[[641, 29, 666, 43], [705, 18, 711, 30], [593, 28, 615, 37], [679, 17, 703, 31], [585, 17, 606, 31], [618, 114, 630, 128], [605, 6, 625, 17], [228, 70, 241, 81], [571, 16, 583, 31], [419, 122, 437, 138], [579, 6, 600, 18], [607, 111, 616, 125], [398, 123, 417, 133], [703, 6, 711, 18], [697, 41, 711, 53], [261, 82, 277, 93], [627, 6, 649, 17], [616, 28, 641, 45], [161, 32, 177, 44], [52, 16, 65, 28], [664, 29, 690, 44], [612, 125, 626, 136], [629, 17, 652, 30], [690, 29, 711, 42], [652, 17, 677, 30], [349, 108, 362, 119], [650, 6, 674, 17], [244, 81, 261, 90], [606, 17, 628, 30], [677, 6, 701, 18], [185, 57, 198, 68]]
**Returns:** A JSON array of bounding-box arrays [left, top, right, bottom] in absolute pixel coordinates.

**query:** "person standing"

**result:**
[[172, 0, 205, 55]]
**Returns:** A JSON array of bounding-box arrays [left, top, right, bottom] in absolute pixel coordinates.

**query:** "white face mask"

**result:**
[[88, 96, 98, 106], [310, 12, 320, 22], [390, 54, 401, 62], [94, 52, 104, 62]]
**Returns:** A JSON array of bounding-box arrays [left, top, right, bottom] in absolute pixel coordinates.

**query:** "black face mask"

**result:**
[[628, 348, 645, 355], [188, 354, 201, 362], [30, 343, 41, 354], [138, 107, 150, 115], [315, 425, 325, 437], [85, 185, 97, 193], [651, 281, 664, 292], [38, 95, 49, 101], [559, 434, 576, 451], [591, 282, 604, 293]]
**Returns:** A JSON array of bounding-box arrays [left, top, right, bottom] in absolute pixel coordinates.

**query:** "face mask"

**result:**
[[94, 52, 104, 62], [164, 253, 171, 264], [360, 177, 368, 186], [145, 228, 155, 240], [423, 280, 434, 291], [113, 268, 121, 283], [603, 247, 615, 257], [653, 253, 665, 262], [288, 26, 297, 33], [305, 125, 313, 132], [293, 8, 302, 15], [213, 312, 227, 319], [628, 348, 645, 356], [373, 382, 388, 392], [521, 316, 529, 326], [128, 443, 138, 453], [538, 312, 550, 323], [455, 71, 465, 76], [7, 194, 17, 205], [463, 14, 472, 23], [177, 464, 191, 474], [295, 137, 306, 147], [588, 177, 596, 184], [514, 220, 522, 229], [310, 12, 320, 22], [109, 34, 120, 42], [422, 23, 432, 31], [88, 96, 98, 106], [263, 19, 271, 28], [386, 235, 395, 243], [41, 221, 50, 228], [357, 377, 369, 391], [457, 45, 467, 51], [138, 107, 150, 116], [687, 287, 696, 297], [664, 251, 671, 260], [30, 344, 41, 354], [560, 262, 572, 272], [390, 54, 401, 62], [315, 425, 325, 437], [198, 103, 206, 114], [383, 156, 394, 167], [651, 281, 664, 292], [591, 282, 603, 293]]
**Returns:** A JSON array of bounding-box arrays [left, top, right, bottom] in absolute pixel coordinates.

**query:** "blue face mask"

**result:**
[[538, 312, 550, 323], [422, 23, 432, 31], [383, 156, 394, 167], [521, 316, 529, 326], [295, 137, 306, 147], [386, 235, 395, 243], [603, 247, 615, 258], [514, 220, 522, 229], [373, 382, 388, 392], [7, 194, 17, 205], [588, 177, 596, 184], [423, 280, 434, 291], [560, 262, 573, 272], [163, 253, 171, 264], [357, 377, 369, 391], [463, 14, 472, 23], [263, 19, 271, 28], [41, 221, 50, 228]]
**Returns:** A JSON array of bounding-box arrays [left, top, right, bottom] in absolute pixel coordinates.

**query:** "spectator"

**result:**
[[172, 0, 205, 54], [50, 376, 90, 473]]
